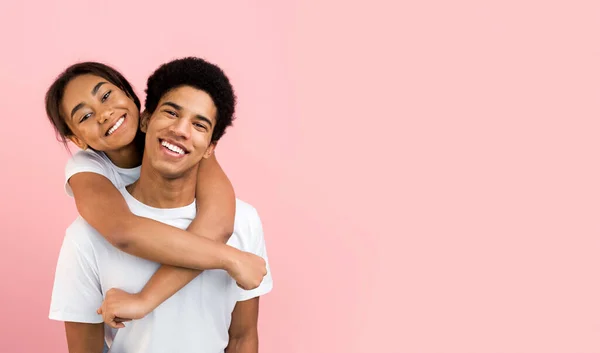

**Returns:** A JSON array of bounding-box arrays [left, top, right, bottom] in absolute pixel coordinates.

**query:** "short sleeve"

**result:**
[[49, 222, 104, 323], [64, 150, 112, 197], [237, 208, 273, 301]]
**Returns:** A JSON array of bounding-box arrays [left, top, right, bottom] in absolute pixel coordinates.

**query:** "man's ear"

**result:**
[[68, 135, 88, 150], [140, 111, 151, 133], [203, 142, 217, 159]]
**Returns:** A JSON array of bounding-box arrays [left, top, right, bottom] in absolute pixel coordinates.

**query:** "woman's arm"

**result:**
[[68, 170, 260, 280]]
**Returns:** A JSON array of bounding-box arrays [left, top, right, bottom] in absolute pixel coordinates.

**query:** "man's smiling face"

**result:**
[[141, 85, 217, 179]]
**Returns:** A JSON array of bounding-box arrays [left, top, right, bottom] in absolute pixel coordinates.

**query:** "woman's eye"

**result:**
[[80, 113, 92, 123], [193, 123, 206, 130], [166, 110, 177, 117], [101, 91, 112, 102]]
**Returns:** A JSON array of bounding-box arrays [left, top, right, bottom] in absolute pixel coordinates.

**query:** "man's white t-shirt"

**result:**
[[51, 150, 273, 353]]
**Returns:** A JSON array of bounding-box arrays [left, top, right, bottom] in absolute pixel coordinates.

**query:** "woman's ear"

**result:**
[[140, 111, 150, 133], [68, 135, 88, 150]]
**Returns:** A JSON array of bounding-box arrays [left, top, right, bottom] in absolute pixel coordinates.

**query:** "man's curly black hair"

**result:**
[[144, 57, 236, 142]]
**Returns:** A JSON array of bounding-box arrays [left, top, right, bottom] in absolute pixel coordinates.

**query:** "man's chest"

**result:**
[[95, 246, 239, 310]]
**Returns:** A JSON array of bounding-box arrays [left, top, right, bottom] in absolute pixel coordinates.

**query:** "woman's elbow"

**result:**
[[218, 224, 235, 243], [81, 209, 135, 249], [108, 230, 134, 250], [99, 225, 134, 250]]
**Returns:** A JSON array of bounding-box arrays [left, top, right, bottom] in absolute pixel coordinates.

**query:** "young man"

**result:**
[[49, 57, 273, 353]]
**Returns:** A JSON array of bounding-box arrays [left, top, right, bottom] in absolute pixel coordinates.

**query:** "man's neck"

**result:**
[[126, 165, 196, 209]]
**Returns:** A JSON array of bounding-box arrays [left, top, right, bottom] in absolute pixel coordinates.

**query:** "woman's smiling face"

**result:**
[[61, 74, 140, 152]]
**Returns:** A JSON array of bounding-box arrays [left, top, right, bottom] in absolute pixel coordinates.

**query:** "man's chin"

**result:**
[[150, 162, 187, 180]]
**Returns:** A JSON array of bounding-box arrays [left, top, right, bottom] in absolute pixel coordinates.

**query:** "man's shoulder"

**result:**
[[232, 199, 264, 246], [64, 216, 105, 250], [234, 198, 260, 224], [66, 216, 95, 234]]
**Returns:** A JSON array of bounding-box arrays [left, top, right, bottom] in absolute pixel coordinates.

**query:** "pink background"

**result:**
[[1, 0, 599, 352]]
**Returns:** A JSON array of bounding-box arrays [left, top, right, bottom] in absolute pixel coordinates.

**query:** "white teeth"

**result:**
[[161, 140, 185, 155], [107, 117, 125, 135]]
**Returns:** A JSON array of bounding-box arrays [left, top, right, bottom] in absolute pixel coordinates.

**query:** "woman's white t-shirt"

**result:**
[[64, 149, 141, 197]]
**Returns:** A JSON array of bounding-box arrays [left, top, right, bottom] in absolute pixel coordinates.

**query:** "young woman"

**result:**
[[45, 62, 265, 331]]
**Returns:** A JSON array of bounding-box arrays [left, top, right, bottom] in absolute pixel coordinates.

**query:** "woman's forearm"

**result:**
[[118, 214, 236, 271]]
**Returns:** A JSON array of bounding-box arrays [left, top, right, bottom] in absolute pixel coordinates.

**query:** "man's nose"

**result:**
[[169, 117, 191, 139]]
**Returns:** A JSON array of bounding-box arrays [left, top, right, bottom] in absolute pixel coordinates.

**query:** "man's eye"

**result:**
[[101, 91, 112, 102], [166, 110, 177, 117], [193, 123, 206, 130]]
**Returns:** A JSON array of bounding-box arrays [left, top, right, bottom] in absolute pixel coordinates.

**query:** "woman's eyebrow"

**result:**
[[70, 81, 109, 119]]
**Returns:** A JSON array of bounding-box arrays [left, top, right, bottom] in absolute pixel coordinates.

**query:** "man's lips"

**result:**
[[159, 138, 189, 155]]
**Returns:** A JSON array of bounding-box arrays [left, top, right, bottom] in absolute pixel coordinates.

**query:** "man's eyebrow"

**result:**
[[160, 101, 183, 111], [161, 101, 213, 127], [194, 114, 213, 128]]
